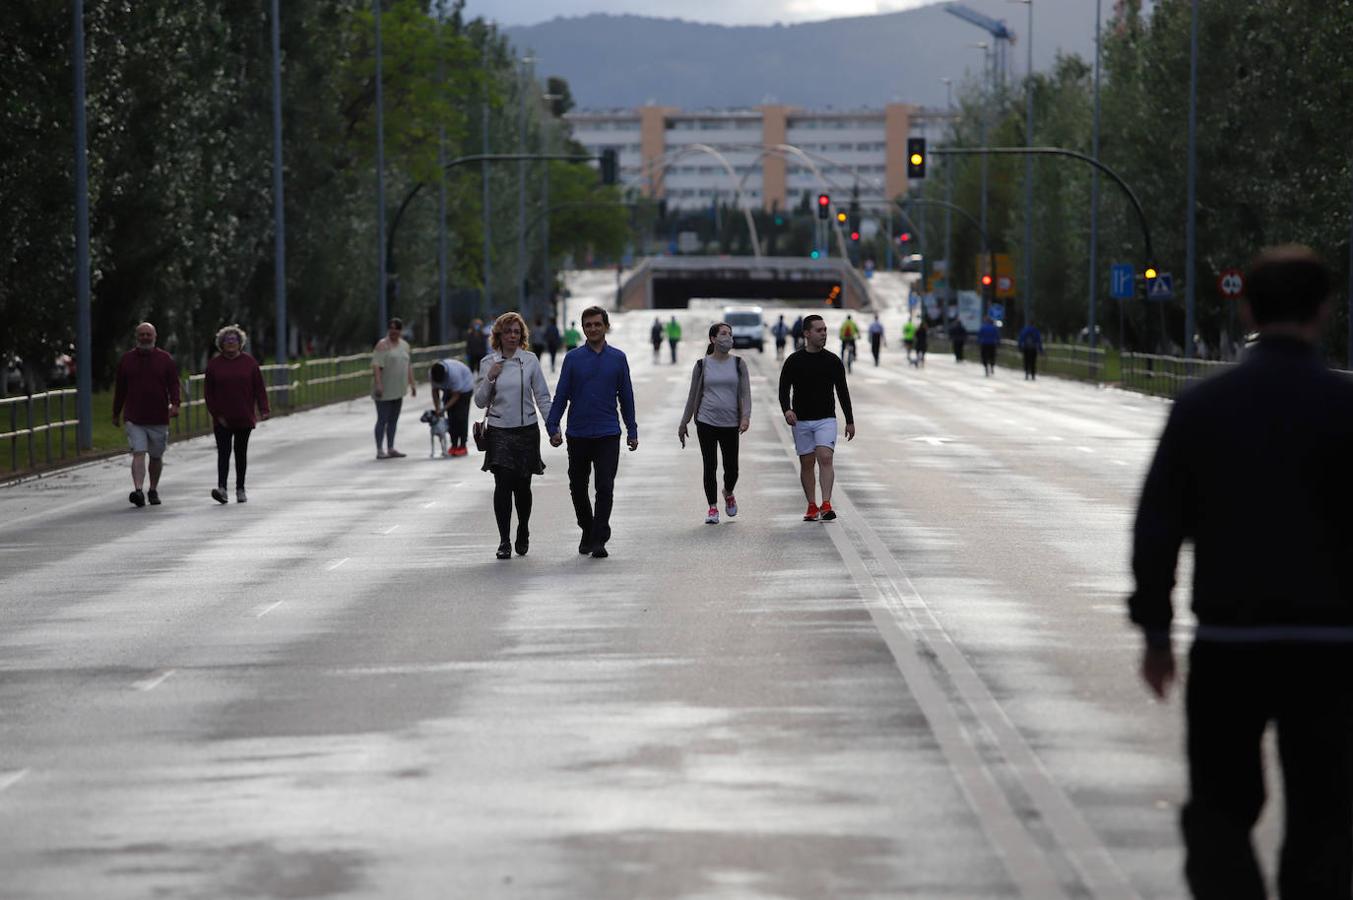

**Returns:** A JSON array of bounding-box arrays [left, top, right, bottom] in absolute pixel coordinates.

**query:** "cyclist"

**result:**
[[839, 315, 860, 372], [902, 318, 917, 364]]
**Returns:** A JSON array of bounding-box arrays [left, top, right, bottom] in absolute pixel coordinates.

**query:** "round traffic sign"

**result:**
[[1218, 268, 1244, 299]]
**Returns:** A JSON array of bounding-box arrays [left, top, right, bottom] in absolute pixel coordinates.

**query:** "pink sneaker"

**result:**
[[725, 495, 738, 517], [704, 506, 719, 524]]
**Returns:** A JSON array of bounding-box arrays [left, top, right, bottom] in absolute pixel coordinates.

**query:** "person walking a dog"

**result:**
[[429, 358, 474, 457], [546, 306, 639, 559], [204, 324, 270, 504], [474, 312, 552, 560], [112, 321, 180, 507]]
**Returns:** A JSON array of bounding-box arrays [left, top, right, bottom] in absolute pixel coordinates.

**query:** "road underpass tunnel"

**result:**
[[652, 276, 844, 309]]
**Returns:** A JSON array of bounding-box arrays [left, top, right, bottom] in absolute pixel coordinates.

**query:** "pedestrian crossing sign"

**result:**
[[1148, 272, 1174, 301]]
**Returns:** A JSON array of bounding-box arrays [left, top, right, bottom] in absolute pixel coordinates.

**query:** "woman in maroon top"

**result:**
[[204, 325, 270, 504]]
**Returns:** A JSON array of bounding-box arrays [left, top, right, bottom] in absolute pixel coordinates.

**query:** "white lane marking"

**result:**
[[1047, 435, 1065, 442], [326, 558, 350, 571], [1076, 446, 1095, 454], [1112, 459, 1129, 467], [422, 501, 438, 509], [0, 769, 29, 793], [382, 524, 400, 535], [132, 669, 176, 692], [256, 600, 284, 619]]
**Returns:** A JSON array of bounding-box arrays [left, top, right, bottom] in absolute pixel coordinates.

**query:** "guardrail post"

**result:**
[[26, 393, 35, 470], [9, 402, 16, 471], [60, 390, 67, 459], [44, 392, 52, 464]]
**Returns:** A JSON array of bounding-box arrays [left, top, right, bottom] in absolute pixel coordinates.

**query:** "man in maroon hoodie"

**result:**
[[112, 322, 180, 507]]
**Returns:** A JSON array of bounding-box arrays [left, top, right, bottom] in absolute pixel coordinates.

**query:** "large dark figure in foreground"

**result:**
[[1130, 245, 1353, 900]]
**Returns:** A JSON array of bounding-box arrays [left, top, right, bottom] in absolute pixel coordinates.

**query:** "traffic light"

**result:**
[[981, 274, 993, 288], [599, 148, 618, 185], [907, 138, 926, 179], [850, 231, 860, 242], [899, 231, 911, 243], [817, 193, 830, 220], [810, 250, 821, 259], [836, 211, 848, 225]]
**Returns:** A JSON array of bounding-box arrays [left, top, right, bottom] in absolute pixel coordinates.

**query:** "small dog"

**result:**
[[419, 409, 450, 457]]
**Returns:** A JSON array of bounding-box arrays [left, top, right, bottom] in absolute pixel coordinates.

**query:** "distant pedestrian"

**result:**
[[204, 325, 270, 504], [546, 306, 639, 559], [868, 314, 886, 367], [666, 315, 683, 364], [678, 322, 751, 525], [1128, 246, 1353, 900], [978, 316, 1001, 376], [429, 357, 474, 457], [465, 317, 488, 375], [902, 318, 917, 364], [913, 320, 928, 368], [371, 317, 416, 459], [475, 312, 552, 560], [778, 314, 855, 523], [949, 319, 968, 362], [111, 322, 180, 508], [791, 315, 805, 352], [650, 317, 664, 363], [1018, 322, 1045, 380], [563, 320, 581, 351], [772, 314, 790, 360], [839, 314, 860, 370], [543, 318, 563, 373]]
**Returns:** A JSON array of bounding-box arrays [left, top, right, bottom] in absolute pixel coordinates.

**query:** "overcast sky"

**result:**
[[461, 0, 932, 28]]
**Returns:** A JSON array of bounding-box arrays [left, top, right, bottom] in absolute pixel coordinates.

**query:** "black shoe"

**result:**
[[147, 489, 161, 506], [496, 542, 512, 560], [211, 487, 228, 504], [129, 489, 145, 508], [590, 545, 609, 559], [578, 538, 594, 555], [515, 532, 529, 557]]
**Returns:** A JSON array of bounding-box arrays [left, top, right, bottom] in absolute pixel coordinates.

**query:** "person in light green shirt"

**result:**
[[563, 321, 582, 351], [903, 319, 917, 364], [371, 317, 416, 459], [665, 316, 683, 364]]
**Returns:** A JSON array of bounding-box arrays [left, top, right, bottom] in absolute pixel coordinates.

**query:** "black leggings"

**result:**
[[214, 422, 252, 489], [696, 422, 739, 507], [492, 467, 533, 543]]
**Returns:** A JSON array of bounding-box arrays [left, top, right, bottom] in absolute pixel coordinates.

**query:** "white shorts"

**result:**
[[793, 418, 837, 456], [125, 422, 169, 458]]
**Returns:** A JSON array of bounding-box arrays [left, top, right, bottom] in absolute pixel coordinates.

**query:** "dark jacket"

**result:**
[[112, 348, 180, 425], [204, 352, 270, 429], [1130, 337, 1353, 645]]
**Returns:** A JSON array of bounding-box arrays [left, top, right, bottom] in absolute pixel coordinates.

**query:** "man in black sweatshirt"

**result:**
[[1130, 245, 1353, 900], [778, 314, 855, 522]]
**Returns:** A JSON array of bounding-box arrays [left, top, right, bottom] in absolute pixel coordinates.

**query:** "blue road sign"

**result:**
[[1148, 272, 1174, 301], [1110, 263, 1135, 299], [987, 302, 1005, 321]]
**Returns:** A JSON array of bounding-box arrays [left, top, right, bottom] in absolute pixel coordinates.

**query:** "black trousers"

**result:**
[[1023, 347, 1039, 378], [953, 339, 965, 361], [437, 389, 471, 448], [374, 397, 402, 450], [213, 422, 252, 489], [696, 422, 739, 507], [491, 467, 533, 543], [567, 435, 621, 547], [1183, 641, 1353, 900], [870, 334, 883, 365]]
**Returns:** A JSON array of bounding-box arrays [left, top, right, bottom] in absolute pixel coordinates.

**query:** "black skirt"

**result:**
[[481, 423, 545, 476]]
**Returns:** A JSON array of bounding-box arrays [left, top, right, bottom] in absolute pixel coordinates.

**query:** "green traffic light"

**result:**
[[810, 250, 820, 259]]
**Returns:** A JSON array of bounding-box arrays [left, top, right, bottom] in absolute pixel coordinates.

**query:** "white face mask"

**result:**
[[714, 336, 734, 352]]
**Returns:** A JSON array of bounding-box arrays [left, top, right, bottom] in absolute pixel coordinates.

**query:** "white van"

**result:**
[[721, 306, 765, 353]]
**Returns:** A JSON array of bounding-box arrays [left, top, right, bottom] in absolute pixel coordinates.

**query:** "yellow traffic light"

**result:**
[[910, 152, 924, 166], [1145, 267, 1158, 280], [836, 212, 847, 223]]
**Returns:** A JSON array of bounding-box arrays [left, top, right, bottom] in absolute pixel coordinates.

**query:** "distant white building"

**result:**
[[566, 104, 951, 211]]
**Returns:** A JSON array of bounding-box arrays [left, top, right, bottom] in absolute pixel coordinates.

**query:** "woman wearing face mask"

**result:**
[[474, 312, 552, 559], [678, 322, 751, 524], [204, 324, 270, 504]]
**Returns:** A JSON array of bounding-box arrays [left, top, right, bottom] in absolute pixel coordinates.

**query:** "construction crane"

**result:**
[[944, 3, 1012, 89]]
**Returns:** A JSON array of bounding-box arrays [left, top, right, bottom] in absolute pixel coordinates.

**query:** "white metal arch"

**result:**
[[623, 143, 761, 258]]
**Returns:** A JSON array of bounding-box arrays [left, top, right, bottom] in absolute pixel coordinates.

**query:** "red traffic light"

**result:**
[[899, 232, 911, 242], [817, 194, 830, 207], [850, 231, 860, 241], [981, 274, 993, 287]]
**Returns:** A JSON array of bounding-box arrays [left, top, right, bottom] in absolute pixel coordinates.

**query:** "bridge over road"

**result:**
[[618, 255, 872, 310]]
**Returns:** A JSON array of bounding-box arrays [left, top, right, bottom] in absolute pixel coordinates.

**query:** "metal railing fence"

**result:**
[[5, 343, 463, 475]]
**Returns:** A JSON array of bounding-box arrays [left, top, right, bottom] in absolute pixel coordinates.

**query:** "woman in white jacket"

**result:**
[[475, 312, 553, 559]]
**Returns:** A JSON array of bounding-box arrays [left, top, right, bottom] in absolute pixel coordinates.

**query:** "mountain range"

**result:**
[[504, 0, 1100, 111]]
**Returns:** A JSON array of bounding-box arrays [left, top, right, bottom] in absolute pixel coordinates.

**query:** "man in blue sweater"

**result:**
[[547, 306, 639, 559]]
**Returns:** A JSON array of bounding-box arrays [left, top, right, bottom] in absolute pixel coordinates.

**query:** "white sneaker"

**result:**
[[704, 506, 719, 524], [725, 495, 738, 517], [236, 488, 247, 503]]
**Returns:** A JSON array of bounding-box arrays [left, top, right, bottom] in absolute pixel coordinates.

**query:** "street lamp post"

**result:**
[[481, 40, 492, 318], [72, 0, 92, 450], [941, 77, 954, 306], [1012, 0, 1034, 326], [374, 0, 388, 335], [1088, 0, 1102, 354], [969, 42, 991, 260], [1184, 0, 1199, 358], [270, 0, 288, 391], [517, 57, 534, 314]]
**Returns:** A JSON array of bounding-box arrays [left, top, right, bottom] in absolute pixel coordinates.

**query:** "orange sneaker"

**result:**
[[820, 500, 836, 521], [803, 502, 819, 522]]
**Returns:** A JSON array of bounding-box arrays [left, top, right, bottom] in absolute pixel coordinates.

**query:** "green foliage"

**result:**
[[1, 0, 629, 390]]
